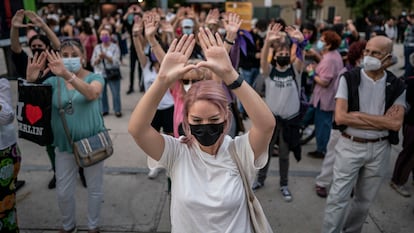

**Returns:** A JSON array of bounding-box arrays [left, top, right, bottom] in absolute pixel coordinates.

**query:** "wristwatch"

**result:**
[[226, 75, 244, 90]]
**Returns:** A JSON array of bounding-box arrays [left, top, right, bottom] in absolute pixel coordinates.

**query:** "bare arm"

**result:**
[[25, 11, 61, 50], [144, 12, 166, 63], [10, 9, 25, 53], [260, 23, 283, 77], [197, 28, 275, 160], [132, 16, 148, 68], [222, 12, 241, 53], [128, 35, 196, 161], [45, 50, 102, 101]]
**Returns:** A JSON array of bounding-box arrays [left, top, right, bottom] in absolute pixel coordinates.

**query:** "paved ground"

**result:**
[[1, 43, 413, 233]]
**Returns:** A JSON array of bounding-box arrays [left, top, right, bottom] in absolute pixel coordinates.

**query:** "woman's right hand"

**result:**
[[27, 52, 49, 82], [12, 9, 31, 28], [157, 34, 196, 84]]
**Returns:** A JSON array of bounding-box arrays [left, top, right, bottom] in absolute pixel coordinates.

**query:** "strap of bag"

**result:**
[[100, 45, 108, 69], [229, 141, 255, 207], [57, 78, 74, 146]]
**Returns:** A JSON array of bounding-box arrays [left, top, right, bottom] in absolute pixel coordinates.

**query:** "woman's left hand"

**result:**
[[197, 27, 234, 80], [285, 25, 304, 42], [46, 50, 68, 77]]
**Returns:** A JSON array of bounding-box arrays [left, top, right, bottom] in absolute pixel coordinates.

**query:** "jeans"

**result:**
[[239, 67, 259, 113], [314, 104, 333, 154], [101, 78, 122, 113], [404, 45, 414, 78], [55, 150, 104, 231], [257, 119, 290, 187]]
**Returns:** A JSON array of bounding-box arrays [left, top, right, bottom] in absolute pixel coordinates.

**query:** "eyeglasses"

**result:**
[[363, 49, 387, 58]]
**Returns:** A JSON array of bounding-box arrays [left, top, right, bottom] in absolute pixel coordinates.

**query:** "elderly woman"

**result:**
[[27, 39, 105, 233], [129, 28, 275, 232], [307, 30, 344, 158]]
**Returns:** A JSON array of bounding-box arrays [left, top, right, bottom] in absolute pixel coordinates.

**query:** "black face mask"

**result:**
[[189, 122, 225, 146], [276, 56, 290, 67], [31, 48, 45, 56]]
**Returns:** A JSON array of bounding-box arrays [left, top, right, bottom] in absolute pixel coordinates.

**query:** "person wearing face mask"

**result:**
[[10, 9, 62, 190], [251, 23, 304, 202], [91, 28, 123, 117], [129, 28, 275, 233], [306, 30, 344, 159], [26, 39, 106, 233], [322, 36, 406, 233]]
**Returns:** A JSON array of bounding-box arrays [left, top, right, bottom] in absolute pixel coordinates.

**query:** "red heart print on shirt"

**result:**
[[26, 104, 43, 125]]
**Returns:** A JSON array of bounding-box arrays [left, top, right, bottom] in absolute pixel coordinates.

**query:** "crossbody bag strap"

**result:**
[[57, 78, 74, 146], [229, 141, 255, 203]]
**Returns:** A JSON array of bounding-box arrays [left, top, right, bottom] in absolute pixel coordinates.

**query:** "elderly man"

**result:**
[[322, 36, 406, 233]]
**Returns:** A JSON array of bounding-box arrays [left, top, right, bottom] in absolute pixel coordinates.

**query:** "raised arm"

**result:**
[[10, 9, 26, 53], [25, 10, 61, 50], [197, 28, 275, 160], [222, 12, 241, 53], [131, 15, 148, 68], [144, 12, 166, 63], [260, 23, 283, 77], [285, 25, 304, 71], [128, 35, 196, 161]]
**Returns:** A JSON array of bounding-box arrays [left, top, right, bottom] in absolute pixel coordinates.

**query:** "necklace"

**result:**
[[65, 86, 75, 115]]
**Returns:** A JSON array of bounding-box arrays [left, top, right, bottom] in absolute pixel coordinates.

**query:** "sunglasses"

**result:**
[[182, 79, 200, 85]]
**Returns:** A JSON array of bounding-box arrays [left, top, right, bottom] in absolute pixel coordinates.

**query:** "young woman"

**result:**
[[129, 28, 275, 232]]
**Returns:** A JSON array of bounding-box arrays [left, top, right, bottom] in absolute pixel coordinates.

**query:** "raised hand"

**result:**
[[205, 9, 220, 25], [266, 23, 284, 43], [144, 12, 159, 38], [132, 14, 143, 34], [27, 52, 48, 82], [12, 9, 33, 28], [25, 10, 46, 28], [157, 34, 196, 84], [197, 27, 234, 79], [285, 25, 304, 42], [222, 12, 242, 36], [46, 50, 67, 77]]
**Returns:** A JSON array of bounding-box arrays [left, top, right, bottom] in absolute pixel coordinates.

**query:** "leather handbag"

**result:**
[[229, 141, 273, 233], [57, 79, 113, 167]]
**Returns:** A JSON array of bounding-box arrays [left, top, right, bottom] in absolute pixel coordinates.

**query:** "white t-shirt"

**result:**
[[335, 69, 406, 139], [142, 60, 174, 110], [158, 133, 267, 233]]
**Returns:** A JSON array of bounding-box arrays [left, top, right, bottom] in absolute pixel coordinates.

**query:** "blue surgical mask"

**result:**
[[316, 40, 325, 50], [182, 28, 193, 35], [63, 57, 81, 73]]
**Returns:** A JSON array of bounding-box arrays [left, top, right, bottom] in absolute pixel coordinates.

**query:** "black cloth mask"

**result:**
[[276, 56, 290, 67], [190, 122, 225, 146]]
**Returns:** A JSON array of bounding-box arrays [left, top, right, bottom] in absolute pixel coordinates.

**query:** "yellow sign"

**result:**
[[225, 2, 252, 31]]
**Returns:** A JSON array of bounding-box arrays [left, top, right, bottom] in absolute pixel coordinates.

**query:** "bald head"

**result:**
[[367, 36, 393, 54]]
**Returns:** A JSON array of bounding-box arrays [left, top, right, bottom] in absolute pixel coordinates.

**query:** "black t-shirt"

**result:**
[[11, 50, 54, 83]]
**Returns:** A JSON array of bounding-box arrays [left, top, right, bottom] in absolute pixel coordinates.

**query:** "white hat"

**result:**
[[181, 18, 194, 28]]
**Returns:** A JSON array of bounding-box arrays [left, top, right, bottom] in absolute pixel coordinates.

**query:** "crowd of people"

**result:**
[[1, 2, 414, 233]]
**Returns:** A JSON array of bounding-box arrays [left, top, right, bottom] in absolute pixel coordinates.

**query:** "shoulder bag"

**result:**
[[57, 79, 113, 167], [229, 141, 274, 233]]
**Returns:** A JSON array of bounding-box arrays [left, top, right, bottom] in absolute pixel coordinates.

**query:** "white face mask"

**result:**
[[257, 30, 267, 38], [183, 84, 191, 92], [362, 55, 383, 71], [63, 57, 81, 73]]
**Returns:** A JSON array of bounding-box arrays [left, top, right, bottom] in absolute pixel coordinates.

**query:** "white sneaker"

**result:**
[[280, 186, 293, 202], [148, 167, 162, 179]]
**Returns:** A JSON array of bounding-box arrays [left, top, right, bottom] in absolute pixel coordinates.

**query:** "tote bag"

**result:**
[[16, 79, 53, 146]]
